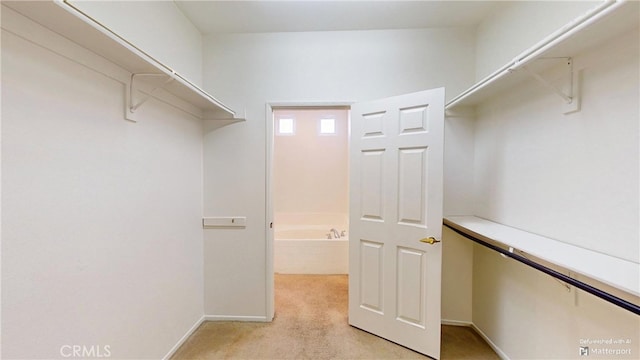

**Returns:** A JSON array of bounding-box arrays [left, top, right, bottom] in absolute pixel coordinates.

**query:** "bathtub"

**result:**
[[274, 226, 348, 274]]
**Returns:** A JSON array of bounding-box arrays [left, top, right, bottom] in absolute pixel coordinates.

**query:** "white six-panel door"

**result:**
[[348, 88, 444, 359]]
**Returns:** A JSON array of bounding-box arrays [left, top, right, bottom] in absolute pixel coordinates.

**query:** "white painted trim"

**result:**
[[264, 101, 353, 323], [441, 320, 510, 359], [269, 101, 352, 109], [204, 315, 271, 322], [441, 319, 473, 327], [265, 103, 275, 321], [163, 314, 271, 360], [470, 323, 510, 360], [162, 316, 205, 360]]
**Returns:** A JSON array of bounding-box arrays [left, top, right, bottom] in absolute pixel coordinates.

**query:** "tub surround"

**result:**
[[274, 239, 349, 274], [274, 213, 349, 274]]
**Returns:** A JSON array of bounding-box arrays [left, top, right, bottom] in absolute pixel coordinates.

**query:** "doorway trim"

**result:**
[[265, 101, 352, 320]]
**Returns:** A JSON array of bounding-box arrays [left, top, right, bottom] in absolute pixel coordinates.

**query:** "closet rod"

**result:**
[[443, 223, 640, 316], [59, 0, 235, 115], [446, 0, 623, 109]]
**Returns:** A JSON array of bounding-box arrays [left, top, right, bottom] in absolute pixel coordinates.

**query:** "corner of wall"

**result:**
[[441, 227, 473, 323], [162, 316, 206, 360]]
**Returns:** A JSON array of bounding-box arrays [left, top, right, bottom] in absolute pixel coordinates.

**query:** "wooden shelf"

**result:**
[[444, 216, 640, 297], [447, 1, 639, 110], [4, 0, 239, 121]]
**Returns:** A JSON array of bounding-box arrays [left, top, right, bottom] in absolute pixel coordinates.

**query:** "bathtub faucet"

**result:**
[[329, 228, 340, 239]]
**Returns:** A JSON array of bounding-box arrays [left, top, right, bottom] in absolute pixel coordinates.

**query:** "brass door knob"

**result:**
[[419, 237, 441, 245]]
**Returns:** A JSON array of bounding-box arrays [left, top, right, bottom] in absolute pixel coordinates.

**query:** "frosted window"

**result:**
[[320, 118, 336, 134], [278, 118, 294, 135]]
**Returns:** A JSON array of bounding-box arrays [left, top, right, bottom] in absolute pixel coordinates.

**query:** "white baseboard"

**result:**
[[204, 314, 271, 322], [441, 319, 473, 327], [162, 316, 205, 360], [161, 313, 270, 359], [441, 319, 509, 360], [470, 323, 510, 360]]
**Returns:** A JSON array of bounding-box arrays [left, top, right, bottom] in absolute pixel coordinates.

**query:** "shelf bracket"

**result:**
[[515, 249, 572, 292], [125, 72, 175, 122], [517, 57, 580, 114]]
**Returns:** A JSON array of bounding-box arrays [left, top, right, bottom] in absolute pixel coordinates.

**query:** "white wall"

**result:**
[[474, 1, 601, 81], [474, 29, 639, 263], [474, 245, 639, 360], [201, 28, 477, 318], [443, 111, 476, 216], [274, 108, 348, 224], [441, 110, 476, 324], [1, 8, 204, 359], [69, 0, 204, 86], [441, 227, 473, 324], [471, 20, 639, 360]]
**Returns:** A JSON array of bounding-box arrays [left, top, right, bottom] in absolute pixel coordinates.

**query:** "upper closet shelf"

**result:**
[[444, 216, 640, 298], [4, 0, 239, 121], [446, 0, 639, 110]]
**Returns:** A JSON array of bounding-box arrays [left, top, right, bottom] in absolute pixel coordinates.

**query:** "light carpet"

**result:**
[[171, 274, 499, 359]]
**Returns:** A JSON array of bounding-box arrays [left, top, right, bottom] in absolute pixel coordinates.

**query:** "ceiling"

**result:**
[[175, 1, 502, 35]]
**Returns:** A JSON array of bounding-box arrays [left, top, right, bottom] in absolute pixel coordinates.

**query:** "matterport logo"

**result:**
[[60, 345, 111, 358]]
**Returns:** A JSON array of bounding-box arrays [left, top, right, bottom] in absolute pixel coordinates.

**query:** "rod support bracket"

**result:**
[[517, 57, 580, 114], [125, 72, 176, 122]]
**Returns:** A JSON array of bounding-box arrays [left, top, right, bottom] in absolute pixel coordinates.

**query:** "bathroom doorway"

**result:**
[[271, 107, 350, 273], [265, 104, 351, 317]]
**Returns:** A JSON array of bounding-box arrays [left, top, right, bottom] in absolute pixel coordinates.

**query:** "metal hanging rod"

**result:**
[[58, 0, 235, 118], [443, 223, 640, 316], [445, 0, 622, 109]]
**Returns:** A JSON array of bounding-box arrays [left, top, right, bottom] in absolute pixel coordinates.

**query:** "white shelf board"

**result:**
[[447, 0, 640, 110], [444, 215, 640, 297], [3, 0, 237, 121]]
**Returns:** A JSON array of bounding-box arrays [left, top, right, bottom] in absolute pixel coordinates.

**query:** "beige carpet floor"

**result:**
[[172, 274, 499, 360]]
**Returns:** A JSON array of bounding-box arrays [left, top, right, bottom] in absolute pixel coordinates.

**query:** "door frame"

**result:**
[[265, 101, 353, 320]]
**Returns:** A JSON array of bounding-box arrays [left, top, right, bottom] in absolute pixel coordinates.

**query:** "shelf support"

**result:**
[[515, 248, 572, 292], [444, 221, 640, 315], [514, 57, 580, 114], [125, 72, 175, 122]]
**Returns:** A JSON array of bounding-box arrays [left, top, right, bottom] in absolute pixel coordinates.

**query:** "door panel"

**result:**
[[396, 246, 425, 327], [399, 105, 429, 134], [349, 88, 444, 359], [363, 111, 387, 137], [398, 147, 428, 226], [359, 240, 384, 313], [361, 150, 385, 221]]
